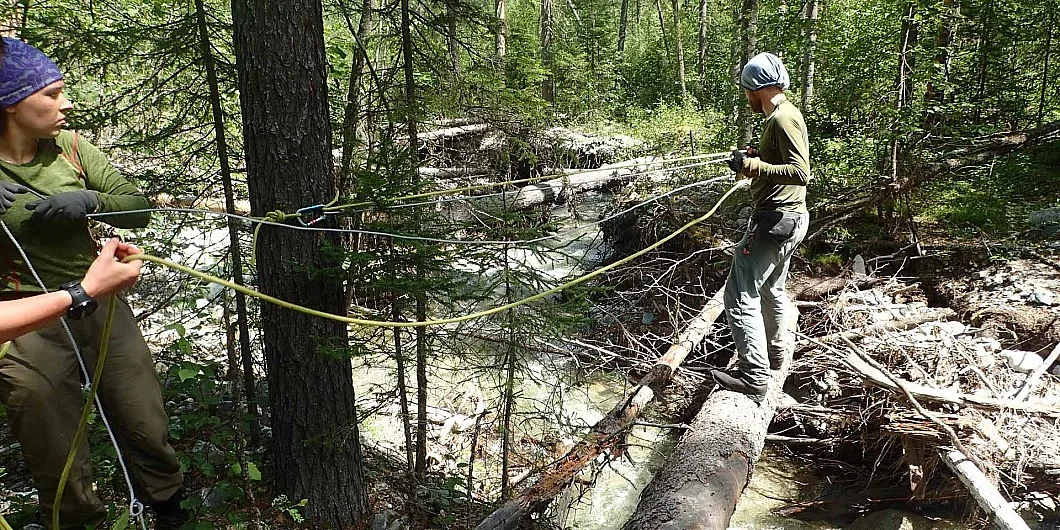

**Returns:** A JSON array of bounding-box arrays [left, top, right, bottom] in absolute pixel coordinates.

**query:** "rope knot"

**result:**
[[265, 210, 289, 222]]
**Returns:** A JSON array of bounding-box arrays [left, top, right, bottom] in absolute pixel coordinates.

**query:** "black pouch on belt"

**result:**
[[752, 210, 797, 243]]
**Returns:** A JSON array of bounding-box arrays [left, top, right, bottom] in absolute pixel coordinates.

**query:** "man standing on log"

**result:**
[[711, 52, 811, 403]]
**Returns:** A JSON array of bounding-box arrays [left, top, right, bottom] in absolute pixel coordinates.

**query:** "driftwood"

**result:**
[[152, 193, 251, 215], [415, 123, 491, 142], [473, 287, 727, 530], [620, 308, 798, 530], [1013, 342, 1060, 401], [798, 308, 956, 351], [842, 350, 1060, 418], [418, 167, 489, 179], [483, 156, 664, 211], [940, 449, 1031, 530], [791, 275, 886, 301]]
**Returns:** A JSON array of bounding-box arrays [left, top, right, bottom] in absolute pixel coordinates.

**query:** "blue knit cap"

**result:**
[[740, 52, 789, 91], [0, 37, 63, 108]]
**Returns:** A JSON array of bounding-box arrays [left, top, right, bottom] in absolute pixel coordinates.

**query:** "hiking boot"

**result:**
[[710, 369, 768, 403], [151, 489, 189, 530]]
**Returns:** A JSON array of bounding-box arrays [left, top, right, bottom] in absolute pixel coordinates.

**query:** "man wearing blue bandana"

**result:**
[[0, 38, 186, 529], [711, 52, 811, 403]]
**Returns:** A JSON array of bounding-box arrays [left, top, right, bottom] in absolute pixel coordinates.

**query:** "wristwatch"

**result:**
[[59, 281, 98, 320]]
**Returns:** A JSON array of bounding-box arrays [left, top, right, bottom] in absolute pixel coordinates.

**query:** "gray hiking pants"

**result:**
[[724, 210, 809, 386]]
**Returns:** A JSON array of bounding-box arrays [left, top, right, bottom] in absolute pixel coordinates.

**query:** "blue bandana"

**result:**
[[0, 37, 63, 108], [740, 52, 789, 92]]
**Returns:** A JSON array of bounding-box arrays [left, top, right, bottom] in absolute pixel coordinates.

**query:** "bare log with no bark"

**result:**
[[482, 156, 665, 211], [473, 287, 727, 530], [940, 449, 1031, 530]]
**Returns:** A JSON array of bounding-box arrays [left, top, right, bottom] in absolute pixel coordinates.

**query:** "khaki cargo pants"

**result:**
[[0, 295, 183, 529], [724, 211, 809, 387]]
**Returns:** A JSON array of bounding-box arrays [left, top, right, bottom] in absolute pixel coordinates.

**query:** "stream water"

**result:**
[[349, 190, 850, 529]]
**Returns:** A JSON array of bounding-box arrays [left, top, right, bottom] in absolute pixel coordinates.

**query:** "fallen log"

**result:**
[[418, 167, 489, 179], [415, 123, 491, 142], [473, 287, 727, 530], [791, 275, 886, 301], [620, 308, 798, 530], [152, 193, 251, 215], [797, 308, 955, 351], [940, 449, 1031, 530], [482, 156, 665, 211], [842, 349, 1060, 418]]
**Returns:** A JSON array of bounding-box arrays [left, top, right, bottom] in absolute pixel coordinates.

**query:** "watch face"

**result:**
[[68, 299, 99, 320]]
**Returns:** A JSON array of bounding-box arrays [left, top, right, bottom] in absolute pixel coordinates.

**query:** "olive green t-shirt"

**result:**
[[746, 95, 811, 213], [0, 130, 151, 294]]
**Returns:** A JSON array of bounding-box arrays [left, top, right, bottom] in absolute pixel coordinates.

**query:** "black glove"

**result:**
[[25, 190, 99, 223], [0, 182, 28, 214], [727, 149, 747, 173]]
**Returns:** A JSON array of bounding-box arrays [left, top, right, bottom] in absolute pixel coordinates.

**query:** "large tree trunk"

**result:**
[[230, 0, 367, 526], [737, 0, 759, 146], [621, 309, 797, 530], [672, 0, 687, 99], [194, 0, 259, 446], [618, 0, 630, 56], [800, 0, 819, 113], [541, 0, 554, 103]]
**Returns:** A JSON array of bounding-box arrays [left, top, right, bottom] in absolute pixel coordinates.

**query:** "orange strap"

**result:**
[[60, 132, 85, 181]]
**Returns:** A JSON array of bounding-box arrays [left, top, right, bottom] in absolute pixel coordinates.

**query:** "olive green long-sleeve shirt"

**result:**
[[745, 95, 810, 213], [0, 130, 151, 293]]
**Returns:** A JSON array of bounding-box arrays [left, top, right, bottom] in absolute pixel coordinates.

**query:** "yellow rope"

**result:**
[[46, 178, 744, 528], [54, 296, 119, 530], [131, 180, 747, 328]]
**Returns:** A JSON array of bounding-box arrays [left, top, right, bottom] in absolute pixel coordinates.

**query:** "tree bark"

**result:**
[[737, 0, 759, 146], [194, 0, 259, 447], [621, 306, 796, 530], [339, 0, 373, 193], [483, 156, 667, 211], [939, 450, 1031, 530], [655, 0, 671, 66], [800, 0, 819, 113], [496, 0, 507, 60], [672, 0, 687, 99], [974, 1, 993, 121], [448, 3, 461, 75], [230, 0, 367, 525], [1039, 5, 1054, 127], [924, 0, 954, 129], [394, 0, 431, 485], [618, 0, 630, 56], [697, 0, 709, 80], [474, 288, 727, 530], [541, 0, 554, 103]]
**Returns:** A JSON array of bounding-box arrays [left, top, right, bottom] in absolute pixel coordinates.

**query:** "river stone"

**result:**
[[1030, 207, 1060, 225], [1002, 349, 1044, 373], [847, 508, 946, 530]]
